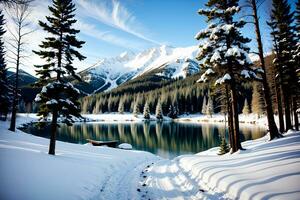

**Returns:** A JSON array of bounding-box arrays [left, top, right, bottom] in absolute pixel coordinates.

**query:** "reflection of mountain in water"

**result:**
[[24, 122, 266, 159]]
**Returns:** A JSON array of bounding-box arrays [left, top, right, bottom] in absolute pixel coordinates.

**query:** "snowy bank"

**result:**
[[0, 118, 160, 200], [176, 113, 280, 127], [144, 131, 300, 200]]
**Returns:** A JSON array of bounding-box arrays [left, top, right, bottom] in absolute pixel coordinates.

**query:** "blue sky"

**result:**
[[76, 0, 273, 59], [3, 0, 298, 75]]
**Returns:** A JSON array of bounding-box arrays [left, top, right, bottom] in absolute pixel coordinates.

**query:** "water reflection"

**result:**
[[24, 122, 266, 159]]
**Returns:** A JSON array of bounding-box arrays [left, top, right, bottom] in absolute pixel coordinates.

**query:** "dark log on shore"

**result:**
[[86, 139, 119, 147]]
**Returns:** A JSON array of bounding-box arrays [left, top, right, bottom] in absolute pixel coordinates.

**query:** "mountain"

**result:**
[[7, 69, 37, 87], [77, 45, 200, 94]]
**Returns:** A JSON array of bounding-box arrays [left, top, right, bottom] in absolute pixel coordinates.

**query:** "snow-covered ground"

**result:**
[[144, 131, 300, 200], [1, 114, 299, 200], [0, 116, 160, 200], [176, 113, 278, 127]]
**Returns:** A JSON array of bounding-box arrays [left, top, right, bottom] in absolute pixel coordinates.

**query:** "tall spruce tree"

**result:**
[[195, 0, 259, 152], [201, 95, 207, 114], [251, 82, 265, 117], [33, 0, 86, 155], [143, 101, 150, 120], [155, 100, 163, 120], [0, 10, 10, 120], [294, 0, 300, 130], [268, 0, 297, 131], [245, 0, 281, 138], [242, 98, 250, 115], [118, 99, 124, 114], [133, 101, 140, 117], [206, 95, 214, 117]]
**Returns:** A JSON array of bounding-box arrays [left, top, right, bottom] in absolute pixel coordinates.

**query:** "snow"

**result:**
[[225, 47, 241, 57], [84, 45, 200, 93], [241, 69, 251, 78], [1, 114, 299, 200], [215, 73, 231, 85], [0, 115, 159, 200], [118, 143, 133, 150], [144, 131, 300, 200], [210, 51, 221, 62], [46, 99, 58, 105]]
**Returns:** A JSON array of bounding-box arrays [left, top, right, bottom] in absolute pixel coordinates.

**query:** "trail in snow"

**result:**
[[143, 159, 229, 200]]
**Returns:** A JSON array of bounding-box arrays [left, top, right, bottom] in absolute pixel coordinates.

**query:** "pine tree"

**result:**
[[293, 0, 300, 130], [218, 137, 230, 155], [268, 0, 297, 131], [168, 104, 178, 119], [93, 100, 100, 114], [143, 101, 150, 120], [251, 82, 265, 117], [155, 100, 163, 120], [118, 99, 124, 114], [195, 0, 259, 152], [206, 95, 214, 117], [201, 95, 207, 114], [33, 0, 86, 155], [242, 98, 250, 115], [245, 0, 281, 139], [0, 11, 10, 121], [133, 101, 140, 117]]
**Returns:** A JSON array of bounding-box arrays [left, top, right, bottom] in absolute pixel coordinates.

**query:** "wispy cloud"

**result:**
[[76, 0, 160, 45], [75, 20, 147, 50]]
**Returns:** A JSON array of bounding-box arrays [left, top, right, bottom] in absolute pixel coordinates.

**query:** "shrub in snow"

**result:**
[[218, 137, 230, 155]]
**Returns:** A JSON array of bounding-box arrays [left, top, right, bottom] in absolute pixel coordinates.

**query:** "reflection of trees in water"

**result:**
[[26, 122, 266, 158], [118, 123, 125, 135]]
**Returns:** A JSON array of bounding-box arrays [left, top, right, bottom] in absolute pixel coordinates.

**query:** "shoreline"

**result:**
[[17, 112, 271, 128]]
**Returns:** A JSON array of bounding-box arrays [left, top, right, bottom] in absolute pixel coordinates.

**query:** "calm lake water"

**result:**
[[22, 122, 266, 159]]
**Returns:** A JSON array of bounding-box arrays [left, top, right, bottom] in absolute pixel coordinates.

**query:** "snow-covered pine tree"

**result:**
[[133, 101, 140, 117], [155, 100, 163, 120], [201, 95, 207, 114], [118, 99, 124, 114], [206, 95, 214, 117], [294, 0, 300, 130], [143, 101, 150, 120], [268, 0, 298, 131], [242, 98, 250, 115], [0, 11, 10, 121], [195, 0, 259, 152], [33, 0, 86, 155]]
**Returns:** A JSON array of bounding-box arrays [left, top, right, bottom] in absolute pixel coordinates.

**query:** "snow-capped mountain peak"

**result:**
[[80, 45, 200, 94]]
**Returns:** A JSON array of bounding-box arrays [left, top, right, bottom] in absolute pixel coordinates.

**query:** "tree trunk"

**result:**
[[226, 85, 234, 150], [8, 23, 21, 132], [292, 96, 299, 131], [230, 81, 242, 152], [283, 90, 292, 131], [250, 0, 281, 139], [275, 82, 285, 132], [48, 109, 58, 155]]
